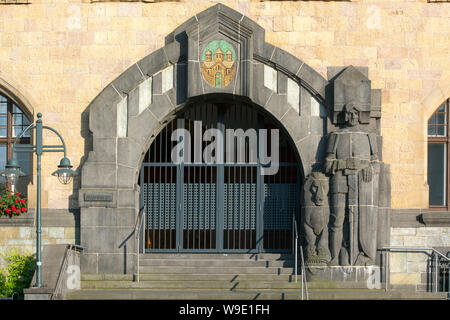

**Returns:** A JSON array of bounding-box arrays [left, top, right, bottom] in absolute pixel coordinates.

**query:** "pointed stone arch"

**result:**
[[78, 4, 331, 273]]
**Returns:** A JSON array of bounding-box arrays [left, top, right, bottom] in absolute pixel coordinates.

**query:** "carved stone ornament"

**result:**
[[301, 172, 331, 266]]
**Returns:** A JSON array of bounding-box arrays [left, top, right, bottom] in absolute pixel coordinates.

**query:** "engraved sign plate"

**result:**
[[84, 193, 113, 202]]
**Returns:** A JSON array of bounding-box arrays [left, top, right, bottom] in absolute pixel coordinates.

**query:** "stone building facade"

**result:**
[[0, 0, 449, 291]]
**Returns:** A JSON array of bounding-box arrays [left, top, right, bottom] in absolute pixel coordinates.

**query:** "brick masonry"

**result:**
[[389, 226, 450, 290], [0, 0, 447, 210], [0, 209, 79, 268]]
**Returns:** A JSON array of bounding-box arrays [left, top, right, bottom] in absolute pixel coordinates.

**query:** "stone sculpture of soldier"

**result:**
[[324, 102, 380, 266], [301, 172, 331, 265]]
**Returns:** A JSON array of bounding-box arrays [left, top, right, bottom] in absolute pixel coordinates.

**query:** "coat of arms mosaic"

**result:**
[[201, 40, 236, 88]]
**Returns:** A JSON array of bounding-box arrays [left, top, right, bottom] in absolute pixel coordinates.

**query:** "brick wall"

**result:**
[[389, 226, 450, 290], [0, 0, 448, 209]]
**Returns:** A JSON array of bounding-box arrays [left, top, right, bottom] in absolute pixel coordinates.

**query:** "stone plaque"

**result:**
[[84, 193, 113, 202]]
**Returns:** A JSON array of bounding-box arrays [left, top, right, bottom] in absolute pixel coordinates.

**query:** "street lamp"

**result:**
[[0, 113, 77, 288]]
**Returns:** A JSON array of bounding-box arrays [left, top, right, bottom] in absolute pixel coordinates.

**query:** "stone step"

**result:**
[[139, 253, 294, 260], [138, 266, 295, 274], [65, 289, 448, 300], [81, 280, 302, 290], [81, 273, 296, 282], [139, 258, 295, 267], [80, 274, 378, 289], [66, 289, 302, 300]]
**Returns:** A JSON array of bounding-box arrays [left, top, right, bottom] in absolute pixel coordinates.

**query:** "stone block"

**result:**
[[310, 117, 326, 136], [390, 272, 421, 285], [81, 162, 117, 189], [48, 227, 65, 239], [80, 253, 98, 274], [111, 64, 143, 95], [117, 137, 144, 168], [116, 207, 137, 228], [97, 253, 136, 274], [117, 189, 138, 210], [80, 208, 117, 228], [137, 47, 169, 77], [297, 87, 311, 119], [117, 165, 138, 189], [282, 109, 309, 142], [149, 93, 175, 122], [297, 63, 327, 99], [255, 43, 275, 62], [83, 226, 116, 254], [174, 62, 187, 106], [391, 228, 417, 236], [263, 64, 278, 92], [152, 71, 162, 95], [127, 85, 140, 117], [89, 85, 122, 138], [187, 61, 203, 98], [164, 40, 186, 64], [264, 92, 289, 120], [272, 47, 304, 76], [127, 108, 160, 146]]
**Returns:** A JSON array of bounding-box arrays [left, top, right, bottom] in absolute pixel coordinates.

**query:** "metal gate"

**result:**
[[140, 102, 300, 252]]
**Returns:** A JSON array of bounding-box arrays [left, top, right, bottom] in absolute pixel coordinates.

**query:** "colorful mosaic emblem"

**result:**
[[201, 40, 236, 88]]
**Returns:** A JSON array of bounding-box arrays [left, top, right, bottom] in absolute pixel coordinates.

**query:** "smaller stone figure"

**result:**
[[301, 172, 331, 265]]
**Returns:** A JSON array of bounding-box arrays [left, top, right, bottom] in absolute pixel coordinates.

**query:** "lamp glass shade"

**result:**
[[0, 158, 26, 189], [51, 157, 77, 185]]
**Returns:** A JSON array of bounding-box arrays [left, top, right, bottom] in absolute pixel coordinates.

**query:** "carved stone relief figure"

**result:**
[[301, 172, 331, 265], [324, 103, 380, 266]]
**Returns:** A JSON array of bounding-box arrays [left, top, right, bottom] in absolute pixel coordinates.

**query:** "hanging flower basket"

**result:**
[[0, 190, 27, 218]]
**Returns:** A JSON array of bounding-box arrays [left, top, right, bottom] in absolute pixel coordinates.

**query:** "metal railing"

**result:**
[[52, 244, 84, 299], [134, 205, 146, 282], [0, 289, 18, 300], [381, 246, 450, 293], [292, 211, 308, 300]]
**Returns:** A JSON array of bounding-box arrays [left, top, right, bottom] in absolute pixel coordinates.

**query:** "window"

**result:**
[[0, 93, 31, 189], [428, 99, 450, 209]]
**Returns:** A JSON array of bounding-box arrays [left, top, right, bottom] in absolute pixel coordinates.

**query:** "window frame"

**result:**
[[0, 92, 32, 192], [428, 98, 450, 211]]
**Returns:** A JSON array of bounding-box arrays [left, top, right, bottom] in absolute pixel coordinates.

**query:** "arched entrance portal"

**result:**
[[140, 101, 301, 253]]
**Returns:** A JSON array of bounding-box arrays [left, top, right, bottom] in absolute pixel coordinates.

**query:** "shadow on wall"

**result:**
[[68, 106, 92, 210]]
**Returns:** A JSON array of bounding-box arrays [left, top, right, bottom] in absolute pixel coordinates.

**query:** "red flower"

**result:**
[[15, 192, 20, 196], [20, 199, 25, 204], [5, 208, 10, 213], [21, 208, 26, 212], [15, 198, 19, 203], [11, 205, 15, 210], [9, 190, 13, 193]]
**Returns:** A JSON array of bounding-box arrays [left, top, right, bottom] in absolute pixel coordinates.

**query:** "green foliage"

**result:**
[[0, 249, 36, 299], [0, 189, 28, 218]]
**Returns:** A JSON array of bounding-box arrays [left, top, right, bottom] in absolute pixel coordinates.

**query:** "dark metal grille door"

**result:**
[[223, 167, 257, 250], [183, 166, 217, 250], [140, 102, 300, 253]]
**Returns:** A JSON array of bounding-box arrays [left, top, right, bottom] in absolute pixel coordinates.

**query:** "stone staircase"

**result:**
[[66, 253, 448, 300]]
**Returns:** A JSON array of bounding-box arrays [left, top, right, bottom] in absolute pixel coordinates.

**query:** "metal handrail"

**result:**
[[292, 212, 298, 283], [299, 245, 309, 300], [292, 210, 308, 300], [134, 205, 146, 282], [0, 289, 18, 300], [52, 244, 85, 299], [380, 246, 450, 293]]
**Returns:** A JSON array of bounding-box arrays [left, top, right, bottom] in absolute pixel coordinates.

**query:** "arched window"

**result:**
[[0, 93, 31, 191], [428, 98, 450, 209]]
